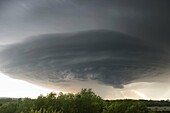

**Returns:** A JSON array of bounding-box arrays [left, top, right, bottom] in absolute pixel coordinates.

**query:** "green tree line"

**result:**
[[0, 89, 154, 113]]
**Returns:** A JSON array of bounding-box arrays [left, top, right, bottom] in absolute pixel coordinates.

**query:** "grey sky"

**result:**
[[0, 0, 169, 44]]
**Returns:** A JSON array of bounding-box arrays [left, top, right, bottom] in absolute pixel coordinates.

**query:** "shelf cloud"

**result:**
[[0, 30, 170, 89]]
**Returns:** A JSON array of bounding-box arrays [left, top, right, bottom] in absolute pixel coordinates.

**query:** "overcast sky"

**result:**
[[0, 0, 170, 99]]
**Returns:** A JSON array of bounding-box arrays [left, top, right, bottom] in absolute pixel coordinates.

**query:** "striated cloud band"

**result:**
[[0, 30, 170, 88]]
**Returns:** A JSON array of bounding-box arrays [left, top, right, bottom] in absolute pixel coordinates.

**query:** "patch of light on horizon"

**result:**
[[0, 73, 58, 98], [133, 90, 147, 99]]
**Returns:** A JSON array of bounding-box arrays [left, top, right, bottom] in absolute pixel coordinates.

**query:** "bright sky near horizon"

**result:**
[[0, 73, 55, 98], [0, 73, 146, 99], [1, 72, 170, 100]]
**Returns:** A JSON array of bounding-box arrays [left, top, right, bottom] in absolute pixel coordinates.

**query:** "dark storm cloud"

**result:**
[[0, 0, 169, 45], [0, 0, 170, 89], [0, 30, 170, 88]]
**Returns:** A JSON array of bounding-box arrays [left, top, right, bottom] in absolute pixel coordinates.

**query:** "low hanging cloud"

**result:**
[[0, 30, 170, 88]]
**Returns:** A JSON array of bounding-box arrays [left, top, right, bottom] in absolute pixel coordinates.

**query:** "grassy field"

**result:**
[[148, 107, 170, 111]]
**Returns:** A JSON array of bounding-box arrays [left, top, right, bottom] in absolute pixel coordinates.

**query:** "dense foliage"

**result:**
[[0, 89, 155, 113]]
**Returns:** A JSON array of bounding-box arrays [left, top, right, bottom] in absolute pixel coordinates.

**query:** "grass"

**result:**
[[148, 107, 170, 111]]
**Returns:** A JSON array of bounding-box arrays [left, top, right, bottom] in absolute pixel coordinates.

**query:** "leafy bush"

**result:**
[[0, 89, 151, 113]]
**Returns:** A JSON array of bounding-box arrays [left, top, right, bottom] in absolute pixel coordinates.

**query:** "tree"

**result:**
[[0, 89, 153, 113], [74, 88, 103, 113]]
